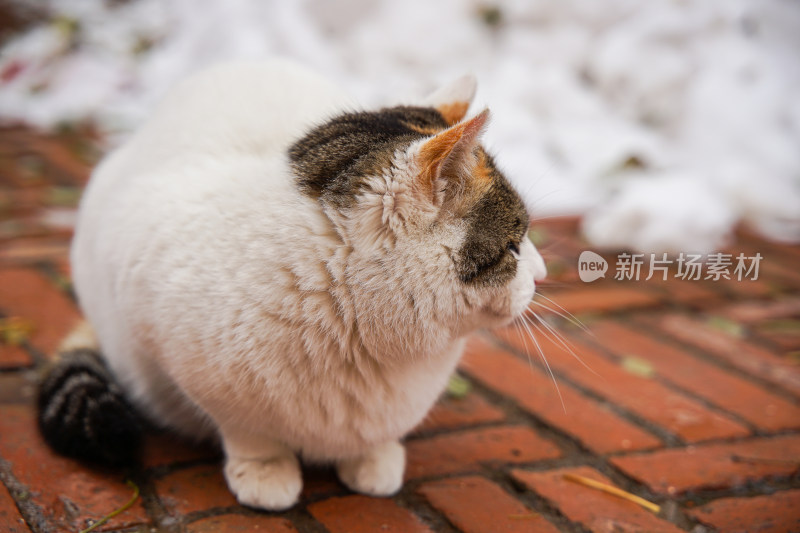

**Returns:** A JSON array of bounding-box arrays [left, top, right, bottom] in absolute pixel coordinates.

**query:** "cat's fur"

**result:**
[[38, 59, 546, 510]]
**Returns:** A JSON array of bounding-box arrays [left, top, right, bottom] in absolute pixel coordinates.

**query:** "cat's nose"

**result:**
[[531, 246, 547, 282]]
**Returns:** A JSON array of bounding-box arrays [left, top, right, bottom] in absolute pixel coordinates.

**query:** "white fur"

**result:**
[[70, 59, 544, 509]]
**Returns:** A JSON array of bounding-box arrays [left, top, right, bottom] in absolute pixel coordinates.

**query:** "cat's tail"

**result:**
[[37, 321, 142, 467]]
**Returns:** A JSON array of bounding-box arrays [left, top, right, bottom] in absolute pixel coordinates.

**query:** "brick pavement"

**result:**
[[0, 125, 799, 531]]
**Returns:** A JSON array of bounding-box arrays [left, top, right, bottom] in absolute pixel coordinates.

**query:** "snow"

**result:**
[[1, 0, 798, 253]]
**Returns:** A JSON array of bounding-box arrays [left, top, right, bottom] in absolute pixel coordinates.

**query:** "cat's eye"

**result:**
[[507, 241, 520, 255]]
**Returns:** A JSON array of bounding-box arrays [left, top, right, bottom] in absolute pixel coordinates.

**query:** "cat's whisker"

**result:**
[[510, 312, 557, 401], [527, 302, 590, 339], [517, 311, 566, 413], [511, 315, 539, 382], [528, 311, 600, 378], [529, 294, 590, 334], [528, 310, 578, 353]]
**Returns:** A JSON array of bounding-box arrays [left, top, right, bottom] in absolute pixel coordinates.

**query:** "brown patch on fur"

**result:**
[[437, 101, 470, 125], [456, 156, 528, 285], [445, 148, 494, 214], [290, 106, 449, 206], [471, 150, 495, 190], [402, 122, 445, 136]]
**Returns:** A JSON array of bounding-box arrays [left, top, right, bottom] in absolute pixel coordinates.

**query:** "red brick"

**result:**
[[0, 482, 29, 533], [532, 216, 586, 262], [0, 187, 46, 216], [655, 313, 800, 396], [495, 328, 749, 442], [611, 434, 800, 494], [512, 466, 682, 533], [533, 287, 661, 316], [54, 255, 72, 279], [0, 405, 150, 531], [723, 296, 800, 324], [762, 256, 800, 288], [0, 345, 32, 369], [0, 239, 71, 266], [308, 495, 432, 533], [0, 217, 44, 241], [688, 489, 800, 533], [141, 432, 219, 469], [25, 136, 91, 186], [534, 216, 580, 236], [0, 373, 35, 404], [754, 319, 800, 352], [418, 475, 559, 533], [414, 392, 505, 434], [761, 333, 800, 353], [586, 321, 800, 431], [155, 464, 236, 516], [462, 336, 661, 454], [646, 277, 721, 305], [763, 333, 800, 354], [717, 276, 776, 299], [406, 426, 560, 479], [730, 246, 800, 288], [736, 227, 800, 263], [187, 513, 298, 533], [0, 269, 80, 358]]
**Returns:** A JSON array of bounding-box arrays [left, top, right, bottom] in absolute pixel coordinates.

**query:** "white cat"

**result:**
[[38, 59, 546, 510]]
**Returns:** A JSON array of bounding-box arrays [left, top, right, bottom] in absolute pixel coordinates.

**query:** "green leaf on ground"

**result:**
[[783, 351, 800, 364], [760, 319, 800, 336], [446, 373, 471, 399], [707, 316, 744, 338], [0, 317, 34, 346], [44, 186, 82, 207], [53, 274, 73, 293], [620, 356, 655, 378]]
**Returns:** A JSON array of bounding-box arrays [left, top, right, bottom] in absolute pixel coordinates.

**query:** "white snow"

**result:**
[[1, 0, 798, 253]]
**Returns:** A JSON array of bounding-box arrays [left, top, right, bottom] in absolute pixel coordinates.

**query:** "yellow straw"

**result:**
[[563, 473, 661, 514]]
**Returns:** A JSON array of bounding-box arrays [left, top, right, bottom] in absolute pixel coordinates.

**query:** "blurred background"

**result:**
[[1, 0, 799, 254]]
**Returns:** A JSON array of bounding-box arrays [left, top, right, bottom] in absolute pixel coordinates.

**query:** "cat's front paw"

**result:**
[[337, 441, 405, 497], [224, 455, 302, 511]]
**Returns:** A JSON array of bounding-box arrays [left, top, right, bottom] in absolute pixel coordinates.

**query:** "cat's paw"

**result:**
[[224, 455, 302, 511], [336, 441, 405, 497]]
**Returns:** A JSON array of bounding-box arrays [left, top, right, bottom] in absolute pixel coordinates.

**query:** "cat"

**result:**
[[37, 59, 547, 511]]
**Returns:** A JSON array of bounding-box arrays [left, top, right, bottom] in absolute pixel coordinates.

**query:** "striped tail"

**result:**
[[37, 324, 142, 467]]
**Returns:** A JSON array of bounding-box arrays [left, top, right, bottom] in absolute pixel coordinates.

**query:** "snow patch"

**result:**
[[1, 0, 798, 253]]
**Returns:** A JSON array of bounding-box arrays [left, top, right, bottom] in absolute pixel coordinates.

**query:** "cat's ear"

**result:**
[[421, 74, 477, 125], [415, 109, 490, 203]]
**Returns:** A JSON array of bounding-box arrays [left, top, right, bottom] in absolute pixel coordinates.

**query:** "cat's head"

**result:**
[[291, 77, 546, 342]]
